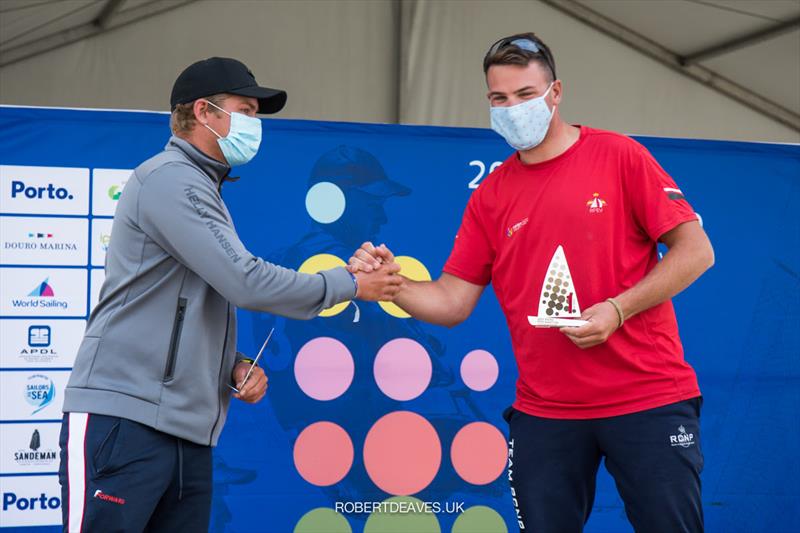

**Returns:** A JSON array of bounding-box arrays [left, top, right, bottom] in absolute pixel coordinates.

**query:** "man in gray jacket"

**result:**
[[58, 57, 402, 533]]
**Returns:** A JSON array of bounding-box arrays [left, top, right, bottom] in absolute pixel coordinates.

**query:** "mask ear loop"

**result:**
[[200, 99, 229, 139]]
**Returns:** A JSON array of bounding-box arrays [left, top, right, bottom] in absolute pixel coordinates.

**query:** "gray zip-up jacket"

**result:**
[[63, 136, 355, 445]]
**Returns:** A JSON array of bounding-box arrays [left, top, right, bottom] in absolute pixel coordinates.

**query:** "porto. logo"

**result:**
[[2, 492, 61, 511], [27, 278, 55, 297], [24, 374, 55, 415], [10, 181, 74, 200]]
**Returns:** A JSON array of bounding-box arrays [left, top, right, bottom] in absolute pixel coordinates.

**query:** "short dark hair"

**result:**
[[483, 32, 556, 82]]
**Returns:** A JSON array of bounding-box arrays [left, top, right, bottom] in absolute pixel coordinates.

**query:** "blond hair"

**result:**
[[170, 93, 228, 136]]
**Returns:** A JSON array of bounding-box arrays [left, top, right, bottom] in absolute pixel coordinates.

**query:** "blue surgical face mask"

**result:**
[[202, 100, 262, 166], [490, 82, 555, 151]]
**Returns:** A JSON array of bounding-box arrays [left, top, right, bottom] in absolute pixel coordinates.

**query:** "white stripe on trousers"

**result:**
[[67, 412, 89, 533]]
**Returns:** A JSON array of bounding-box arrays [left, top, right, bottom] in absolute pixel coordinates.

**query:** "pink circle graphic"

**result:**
[[294, 421, 354, 486], [374, 338, 432, 401], [363, 411, 441, 495], [294, 337, 354, 401], [451, 422, 507, 485], [460, 350, 499, 392]]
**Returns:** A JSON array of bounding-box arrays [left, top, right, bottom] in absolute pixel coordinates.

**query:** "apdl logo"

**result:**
[[11, 181, 74, 200], [25, 375, 55, 415]]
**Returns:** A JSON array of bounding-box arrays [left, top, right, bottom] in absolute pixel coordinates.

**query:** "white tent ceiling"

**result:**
[[0, 0, 798, 133]]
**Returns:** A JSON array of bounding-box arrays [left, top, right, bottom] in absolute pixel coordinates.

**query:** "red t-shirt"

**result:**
[[444, 126, 701, 419]]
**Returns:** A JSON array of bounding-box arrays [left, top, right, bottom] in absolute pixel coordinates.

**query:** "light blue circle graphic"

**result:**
[[306, 182, 346, 224]]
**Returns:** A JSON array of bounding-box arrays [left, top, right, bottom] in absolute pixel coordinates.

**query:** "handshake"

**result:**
[[346, 242, 404, 302]]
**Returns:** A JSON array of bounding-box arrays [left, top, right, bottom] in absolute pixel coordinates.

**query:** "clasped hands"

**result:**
[[347, 241, 404, 302]]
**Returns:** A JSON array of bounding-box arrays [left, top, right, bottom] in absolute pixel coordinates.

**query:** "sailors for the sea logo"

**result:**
[[669, 425, 695, 448], [25, 374, 56, 415]]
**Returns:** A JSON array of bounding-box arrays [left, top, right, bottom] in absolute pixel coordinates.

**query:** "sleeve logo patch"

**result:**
[[663, 187, 686, 200]]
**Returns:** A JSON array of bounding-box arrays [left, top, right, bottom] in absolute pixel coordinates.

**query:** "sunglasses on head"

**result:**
[[485, 37, 556, 79]]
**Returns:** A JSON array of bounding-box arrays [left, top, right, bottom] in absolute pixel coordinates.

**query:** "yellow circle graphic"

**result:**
[[379, 256, 431, 319], [298, 254, 350, 317]]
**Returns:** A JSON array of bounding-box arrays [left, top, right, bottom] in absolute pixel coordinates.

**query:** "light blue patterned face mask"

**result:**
[[203, 100, 262, 166], [490, 82, 554, 151]]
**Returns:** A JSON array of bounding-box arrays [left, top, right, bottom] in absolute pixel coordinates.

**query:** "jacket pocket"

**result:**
[[163, 297, 187, 382]]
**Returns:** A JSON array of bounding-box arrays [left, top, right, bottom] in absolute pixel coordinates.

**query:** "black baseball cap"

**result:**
[[170, 57, 287, 114]]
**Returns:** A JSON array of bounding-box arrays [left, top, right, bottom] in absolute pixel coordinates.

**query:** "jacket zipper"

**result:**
[[163, 297, 187, 382], [209, 303, 230, 445]]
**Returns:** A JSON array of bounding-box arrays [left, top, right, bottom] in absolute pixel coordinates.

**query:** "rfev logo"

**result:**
[[586, 192, 607, 214], [12, 429, 58, 468], [24, 375, 56, 415]]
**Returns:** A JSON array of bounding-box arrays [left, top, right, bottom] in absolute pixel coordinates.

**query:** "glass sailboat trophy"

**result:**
[[528, 245, 589, 328]]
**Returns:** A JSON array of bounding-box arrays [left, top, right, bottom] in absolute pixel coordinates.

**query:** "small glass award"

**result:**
[[528, 245, 589, 328]]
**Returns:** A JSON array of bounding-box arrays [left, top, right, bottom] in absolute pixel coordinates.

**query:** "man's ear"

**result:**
[[551, 80, 563, 106], [193, 99, 210, 125]]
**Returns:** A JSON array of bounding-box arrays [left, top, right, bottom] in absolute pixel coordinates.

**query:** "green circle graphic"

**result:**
[[451, 505, 507, 533], [294, 507, 351, 533]]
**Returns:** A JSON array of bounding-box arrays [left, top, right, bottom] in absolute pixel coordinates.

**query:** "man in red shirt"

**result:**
[[351, 33, 714, 532]]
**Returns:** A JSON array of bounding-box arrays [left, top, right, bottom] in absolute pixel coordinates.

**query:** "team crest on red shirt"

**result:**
[[586, 192, 607, 213]]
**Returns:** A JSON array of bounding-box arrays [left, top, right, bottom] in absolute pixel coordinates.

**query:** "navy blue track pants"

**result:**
[[58, 413, 212, 533], [504, 397, 704, 533]]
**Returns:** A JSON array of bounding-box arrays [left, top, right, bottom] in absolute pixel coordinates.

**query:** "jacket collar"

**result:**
[[166, 136, 231, 186]]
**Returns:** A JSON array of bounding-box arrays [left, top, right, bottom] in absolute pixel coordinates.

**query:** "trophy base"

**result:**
[[528, 316, 589, 328]]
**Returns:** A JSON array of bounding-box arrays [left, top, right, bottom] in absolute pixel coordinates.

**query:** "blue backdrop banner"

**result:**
[[0, 105, 798, 533]]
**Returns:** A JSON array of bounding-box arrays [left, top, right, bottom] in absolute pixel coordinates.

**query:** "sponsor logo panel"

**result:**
[[0, 371, 69, 421], [0, 216, 88, 266], [0, 268, 87, 317], [0, 475, 62, 527], [0, 165, 89, 216], [0, 423, 61, 474], [91, 218, 114, 267], [0, 319, 86, 368], [92, 168, 133, 217]]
